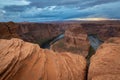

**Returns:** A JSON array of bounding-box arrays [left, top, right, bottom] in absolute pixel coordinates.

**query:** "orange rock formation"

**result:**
[[0, 38, 86, 80], [88, 37, 120, 80], [51, 26, 90, 57]]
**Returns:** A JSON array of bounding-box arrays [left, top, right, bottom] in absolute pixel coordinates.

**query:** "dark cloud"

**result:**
[[3, 5, 28, 12], [0, 0, 120, 22], [28, 0, 120, 9]]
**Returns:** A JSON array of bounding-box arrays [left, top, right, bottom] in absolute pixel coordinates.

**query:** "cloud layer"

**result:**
[[0, 0, 120, 22]]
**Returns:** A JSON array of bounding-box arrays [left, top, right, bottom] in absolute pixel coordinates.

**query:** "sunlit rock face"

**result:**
[[88, 37, 120, 80], [51, 26, 90, 57], [0, 38, 86, 80]]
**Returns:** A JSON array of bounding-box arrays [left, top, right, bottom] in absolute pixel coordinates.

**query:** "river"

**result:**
[[41, 33, 64, 49], [41, 34, 103, 50], [88, 34, 104, 50]]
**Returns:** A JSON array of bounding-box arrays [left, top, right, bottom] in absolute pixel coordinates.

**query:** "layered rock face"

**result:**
[[0, 22, 19, 39], [1, 21, 120, 46], [0, 22, 83, 46], [65, 26, 89, 48], [0, 38, 86, 80], [0, 22, 68, 45], [51, 27, 90, 57], [64, 27, 90, 57], [82, 22, 120, 41], [88, 37, 120, 80]]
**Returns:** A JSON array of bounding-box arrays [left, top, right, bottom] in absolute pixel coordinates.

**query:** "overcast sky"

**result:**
[[0, 0, 120, 22]]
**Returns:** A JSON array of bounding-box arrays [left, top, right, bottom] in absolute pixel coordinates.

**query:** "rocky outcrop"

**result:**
[[51, 27, 90, 57], [0, 38, 86, 80], [88, 37, 120, 80]]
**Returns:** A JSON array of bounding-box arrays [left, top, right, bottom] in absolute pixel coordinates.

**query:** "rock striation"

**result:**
[[0, 38, 86, 80], [65, 26, 89, 48], [88, 37, 120, 80], [0, 22, 68, 46], [82, 22, 120, 41], [1, 21, 120, 46], [0, 22, 19, 39]]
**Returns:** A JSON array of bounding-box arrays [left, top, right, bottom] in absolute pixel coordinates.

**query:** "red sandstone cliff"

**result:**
[[88, 37, 120, 80], [0, 38, 86, 80], [0, 22, 68, 45], [0, 22, 19, 39], [1, 21, 120, 46], [81, 22, 120, 41], [0, 22, 82, 46], [51, 26, 90, 57]]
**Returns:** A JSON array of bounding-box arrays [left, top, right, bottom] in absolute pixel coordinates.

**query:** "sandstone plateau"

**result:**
[[0, 38, 86, 80], [88, 37, 120, 80]]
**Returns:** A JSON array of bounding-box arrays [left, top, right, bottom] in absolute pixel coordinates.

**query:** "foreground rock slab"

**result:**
[[88, 37, 120, 80], [0, 38, 86, 80]]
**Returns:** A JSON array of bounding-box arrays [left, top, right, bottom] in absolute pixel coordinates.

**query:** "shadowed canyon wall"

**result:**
[[0, 22, 82, 46]]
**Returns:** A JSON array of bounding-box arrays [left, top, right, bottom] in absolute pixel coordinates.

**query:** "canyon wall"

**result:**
[[81, 21, 120, 41], [0, 22, 67, 45], [1, 21, 120, 46], [0, 22, 81, 46]]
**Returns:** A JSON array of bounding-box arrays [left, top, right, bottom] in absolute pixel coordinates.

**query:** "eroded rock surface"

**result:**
[[0, 38, 86, 80], [88, 37, 120, 80], [51, 27, 90, 57], [0, 22, 68, 45], [82, 22, 120, 41]]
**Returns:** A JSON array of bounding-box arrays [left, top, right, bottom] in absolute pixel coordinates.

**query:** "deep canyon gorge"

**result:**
[[0, 20, 120, 80]]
